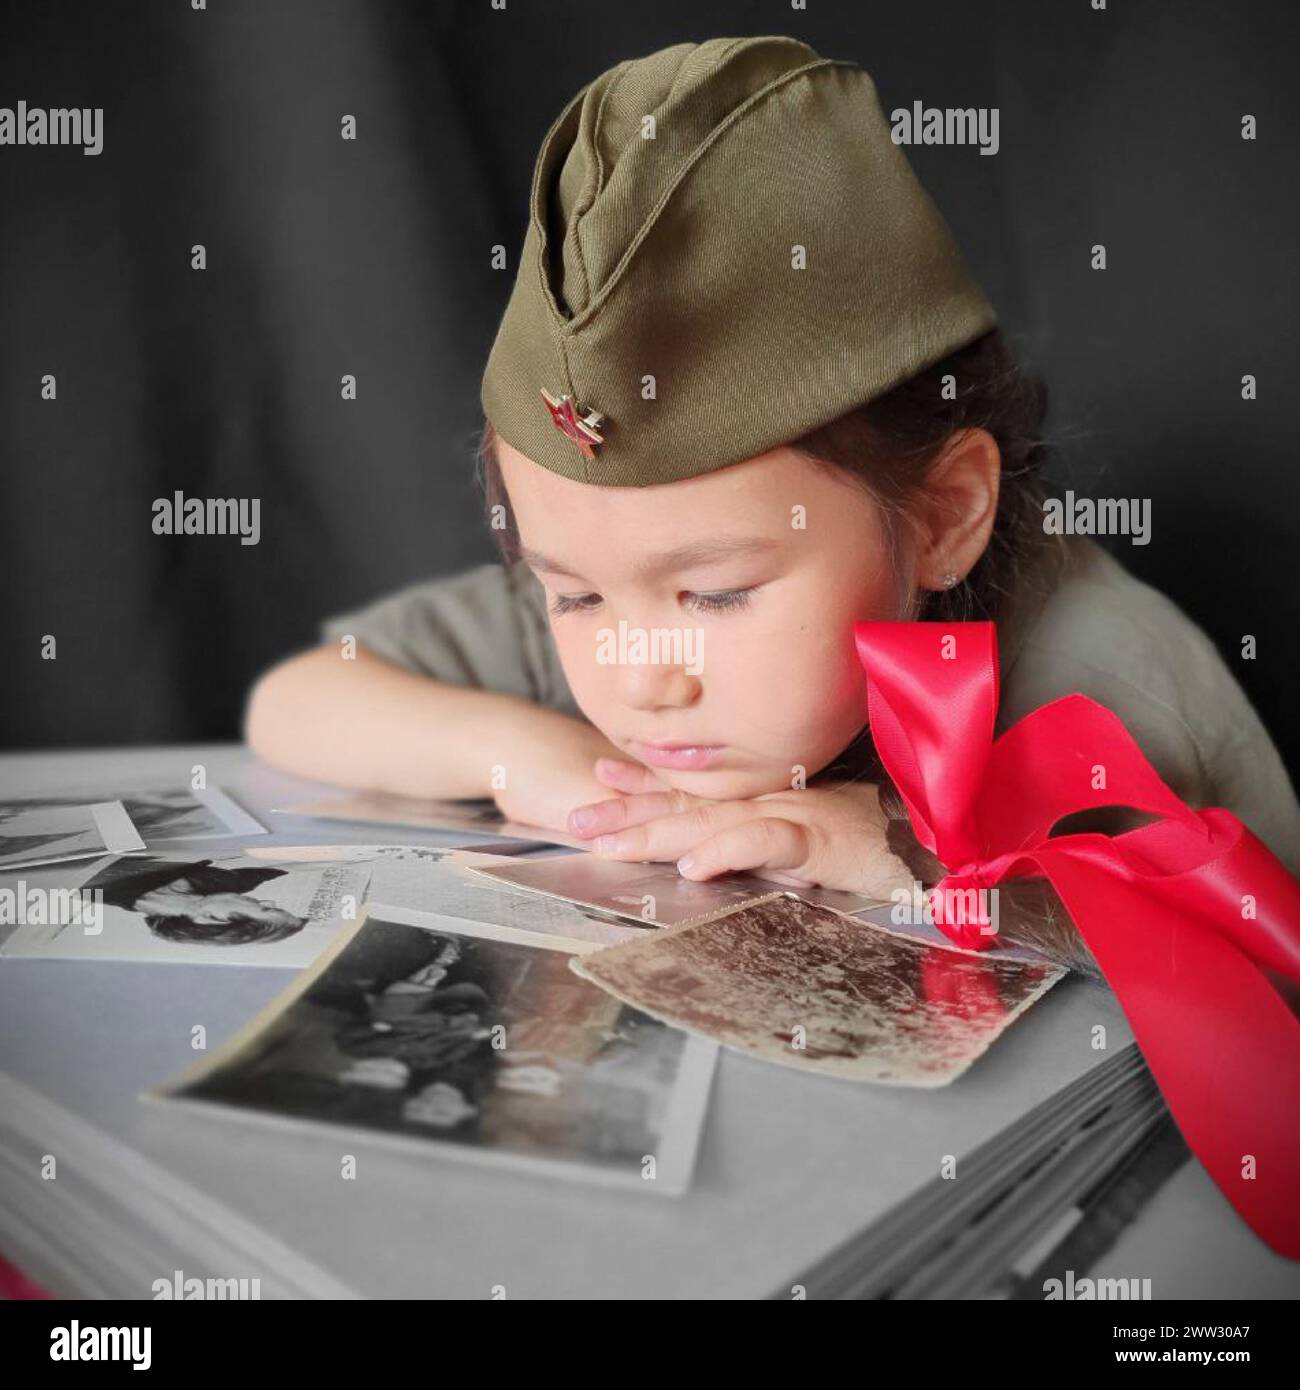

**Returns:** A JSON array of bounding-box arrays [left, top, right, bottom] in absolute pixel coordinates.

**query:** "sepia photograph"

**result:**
[[573, 895, 1065, 1087]]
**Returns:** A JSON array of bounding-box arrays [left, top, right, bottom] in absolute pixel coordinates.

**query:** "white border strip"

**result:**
[[89, 800, 146, 854]]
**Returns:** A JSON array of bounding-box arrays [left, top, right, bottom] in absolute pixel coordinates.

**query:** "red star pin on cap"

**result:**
[[540, 389, 605, 459]]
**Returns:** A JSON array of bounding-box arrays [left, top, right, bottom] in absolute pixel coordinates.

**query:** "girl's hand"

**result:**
[[567, 759, 913, 900], [490, 711, 631, 834]]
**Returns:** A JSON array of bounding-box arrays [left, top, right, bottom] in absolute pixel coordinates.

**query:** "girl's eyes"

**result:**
[[548, 587, 758, 617], [683, 587, 756, 614], [548, 592, 602, 617]]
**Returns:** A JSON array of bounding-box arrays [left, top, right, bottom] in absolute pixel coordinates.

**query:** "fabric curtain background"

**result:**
[[1, 0, 1295, 785]]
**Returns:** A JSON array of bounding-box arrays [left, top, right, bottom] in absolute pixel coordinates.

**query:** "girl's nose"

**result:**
[[616, 663, 702, 711]]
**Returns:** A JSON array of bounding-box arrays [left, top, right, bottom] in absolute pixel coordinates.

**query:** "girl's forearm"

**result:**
[[244, 644, 558, 800]]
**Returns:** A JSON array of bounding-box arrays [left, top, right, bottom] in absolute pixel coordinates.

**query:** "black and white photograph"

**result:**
[[0, 785, 264, 850], [0, 798, 144, 871], [2, 848, 371, 965], [258, 843, 654, 948], [112, 785, 266, 842], [151, 906, 717, 1194]]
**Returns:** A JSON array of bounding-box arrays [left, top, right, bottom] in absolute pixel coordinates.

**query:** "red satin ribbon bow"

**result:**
[[853, 619, 1300, 1259]]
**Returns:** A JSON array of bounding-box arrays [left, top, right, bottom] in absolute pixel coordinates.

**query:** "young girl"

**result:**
[[245, 35, 1300, 973]]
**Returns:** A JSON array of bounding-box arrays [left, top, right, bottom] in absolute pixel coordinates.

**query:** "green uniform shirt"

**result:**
[[321, 539, 1300, 876]]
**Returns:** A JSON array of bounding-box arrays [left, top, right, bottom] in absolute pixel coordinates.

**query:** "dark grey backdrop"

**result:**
[[1, 0, 1296, 783]]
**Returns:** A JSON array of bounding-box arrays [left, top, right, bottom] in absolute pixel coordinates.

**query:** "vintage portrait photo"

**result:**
[[1, 848, 373, 966], [0, 845, 644, 965]]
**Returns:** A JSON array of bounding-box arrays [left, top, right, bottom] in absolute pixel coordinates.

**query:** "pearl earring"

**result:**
[[941, 572, 961, 589]]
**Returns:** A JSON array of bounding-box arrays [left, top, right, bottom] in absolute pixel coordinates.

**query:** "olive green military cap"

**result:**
[[481, 35, 996, 486]]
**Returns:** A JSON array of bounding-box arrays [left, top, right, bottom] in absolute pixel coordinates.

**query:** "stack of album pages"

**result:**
[[0, 797, 1174, 1299], [0, 1021, 1168, 1300]]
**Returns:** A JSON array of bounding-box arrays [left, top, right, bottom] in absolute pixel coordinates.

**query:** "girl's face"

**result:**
[[498, 437, 904, 800]]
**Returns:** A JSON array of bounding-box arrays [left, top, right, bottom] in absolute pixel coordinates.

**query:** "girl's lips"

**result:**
[[629, 740, 726, 770]]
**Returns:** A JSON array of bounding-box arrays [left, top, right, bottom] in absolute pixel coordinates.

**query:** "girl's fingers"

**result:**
[[593, 758, 666, 795], [675, 817, 812, 881], [591, 798, 765, 863], [567, 789, 694, 838]]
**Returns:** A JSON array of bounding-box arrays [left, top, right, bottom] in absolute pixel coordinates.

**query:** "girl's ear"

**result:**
[[910, 428, 1001, 590]]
